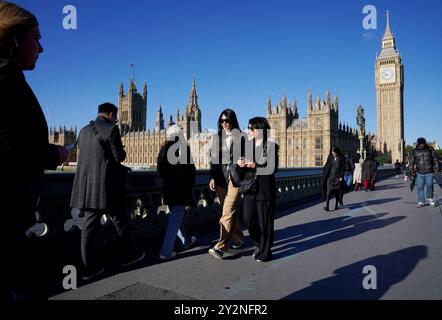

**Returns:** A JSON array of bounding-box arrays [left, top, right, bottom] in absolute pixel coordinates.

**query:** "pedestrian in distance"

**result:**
[[353, 155, 363, 191], [322, 146, 345, 211], [409, 137, 439, 208]]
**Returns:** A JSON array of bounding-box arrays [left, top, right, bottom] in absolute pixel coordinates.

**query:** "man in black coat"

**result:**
[[70, 103, 144, 280]]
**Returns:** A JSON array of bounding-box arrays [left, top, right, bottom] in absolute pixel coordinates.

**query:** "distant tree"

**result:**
[[405, 145, 414, 154]]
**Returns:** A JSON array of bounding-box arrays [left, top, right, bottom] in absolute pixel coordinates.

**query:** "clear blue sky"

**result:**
[[15, 0, 442, 146]]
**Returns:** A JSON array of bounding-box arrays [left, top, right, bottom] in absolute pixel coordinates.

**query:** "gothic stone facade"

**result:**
[[120, 79, 212, 169], [267, 90, 360, 167], [119, 77, 361, 169], [49, 126, 77, 164]]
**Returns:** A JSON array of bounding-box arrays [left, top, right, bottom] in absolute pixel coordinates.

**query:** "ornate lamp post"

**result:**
[[356, 105, 366, 160]]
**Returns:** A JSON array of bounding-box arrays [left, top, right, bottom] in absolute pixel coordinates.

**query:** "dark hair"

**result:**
[[417, 137, 427, 145], [98, 102, 118, 114], [330, 145, 343, 157], [248, 117, 271, 146], [217, 108, 240, 133]]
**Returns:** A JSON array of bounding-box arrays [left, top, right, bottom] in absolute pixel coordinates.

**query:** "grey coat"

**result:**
[[70, 116, 126, 210]]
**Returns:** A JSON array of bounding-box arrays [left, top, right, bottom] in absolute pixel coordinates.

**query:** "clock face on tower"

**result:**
[[380, 67, 396, 83]]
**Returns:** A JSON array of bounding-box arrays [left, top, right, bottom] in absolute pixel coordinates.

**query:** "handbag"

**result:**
[[240, 169, 257, 195]]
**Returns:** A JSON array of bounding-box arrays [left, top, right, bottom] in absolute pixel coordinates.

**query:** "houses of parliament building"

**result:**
[[53, 12, 403, 168]]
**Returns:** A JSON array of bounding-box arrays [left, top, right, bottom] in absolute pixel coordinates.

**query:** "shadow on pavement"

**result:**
[[281, 245, 428, 300]]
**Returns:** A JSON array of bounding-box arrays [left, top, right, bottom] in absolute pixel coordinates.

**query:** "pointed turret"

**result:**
[[142, 81, 147, 99], [379, 11, 398, 58], [333, 92, 339, 112], [293, 96, 299, 119], [168, 115, 175, 127], [307, 89, 312, 111], [283, 93, 287, 112], [383, 10, 393, 39], [189, 77, 198, 106], [119, 81, 124, 97], [155, 104, 164, 131], [325, 87, 331, 110], [267, 96, 272, 115]]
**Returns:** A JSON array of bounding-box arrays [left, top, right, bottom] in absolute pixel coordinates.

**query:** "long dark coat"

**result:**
[[0, 58, 59, 230], [361, 158, 375, 181], [0, 58, 60, 295], [321, 154, 345, 199], [157, 141, 196, 206], [70, 116, 126, 210]]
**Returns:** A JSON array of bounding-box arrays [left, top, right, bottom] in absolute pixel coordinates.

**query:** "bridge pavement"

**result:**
[[51, 175, 442, 300]]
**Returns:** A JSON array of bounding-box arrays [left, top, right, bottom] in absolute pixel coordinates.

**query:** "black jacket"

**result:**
[[409, 145, 438, 174], [243, 140, 279, 201], [70, 116, 126, 210], [321, 154, 345, 198], [157, 141, 196, 206], [0, 58, 59, 229]]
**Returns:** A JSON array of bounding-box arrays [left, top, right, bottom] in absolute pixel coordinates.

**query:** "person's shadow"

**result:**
[[282, 245, 428, 300], [269, 213, 405, 261]]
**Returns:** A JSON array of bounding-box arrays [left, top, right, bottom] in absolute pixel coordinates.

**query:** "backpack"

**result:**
[[345, 158, 354, 172]]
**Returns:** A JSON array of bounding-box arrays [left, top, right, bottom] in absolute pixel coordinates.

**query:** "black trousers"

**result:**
[[81, 205, 137, 272], [0, 175, 47, 300], [243, 196, 275, 261], [325, 189, 341, 209]]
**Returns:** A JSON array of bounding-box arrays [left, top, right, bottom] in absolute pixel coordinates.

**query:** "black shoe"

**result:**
[[323, 206, 329, 212], [121, 251, 146, 267], [82, 267, 105, 281]]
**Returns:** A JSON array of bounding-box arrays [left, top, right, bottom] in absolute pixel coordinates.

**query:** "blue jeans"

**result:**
[[416, 173, 434, 203], [160, 206, 191, 257], [344, 174, 353, 188]]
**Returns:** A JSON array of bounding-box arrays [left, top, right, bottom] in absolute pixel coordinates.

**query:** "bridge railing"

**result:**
[[27, 167, 394, 242]]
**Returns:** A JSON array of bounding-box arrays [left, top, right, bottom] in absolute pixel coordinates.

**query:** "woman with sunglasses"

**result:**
[[239, 117, 278, 262], [208, 109, 245, 259]]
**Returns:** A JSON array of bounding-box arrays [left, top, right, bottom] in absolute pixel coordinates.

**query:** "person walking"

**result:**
[[70, 103, 145, 281], [322, 146, 345, 211], [208, 109, 245, 259], [361, 154, 375, 191], [409, 137, 439, 208], [343, 153, 355, 189], [239, 117, 278, 262], [157, 125, 197, 260], [353, 156, 363, 191], [394, 159, 402, 179], [0, 1, 68, 300]]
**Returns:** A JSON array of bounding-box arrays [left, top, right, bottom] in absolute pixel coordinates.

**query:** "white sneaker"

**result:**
[[416, 202, 425, 208], [428, 198, 437, 207]]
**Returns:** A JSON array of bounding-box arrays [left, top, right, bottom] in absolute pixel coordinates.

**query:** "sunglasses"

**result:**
[[220, 118, 231, 124]]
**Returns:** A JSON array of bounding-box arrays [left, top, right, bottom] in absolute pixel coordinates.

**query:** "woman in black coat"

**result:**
[[157, 125, 197, 259], [239, 117, 279, 262], [0, 2, 67, 300], [322, 146, 345, 211]]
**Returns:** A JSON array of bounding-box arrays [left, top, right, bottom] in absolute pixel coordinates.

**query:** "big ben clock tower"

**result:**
[[375, 11, 404, 163]]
